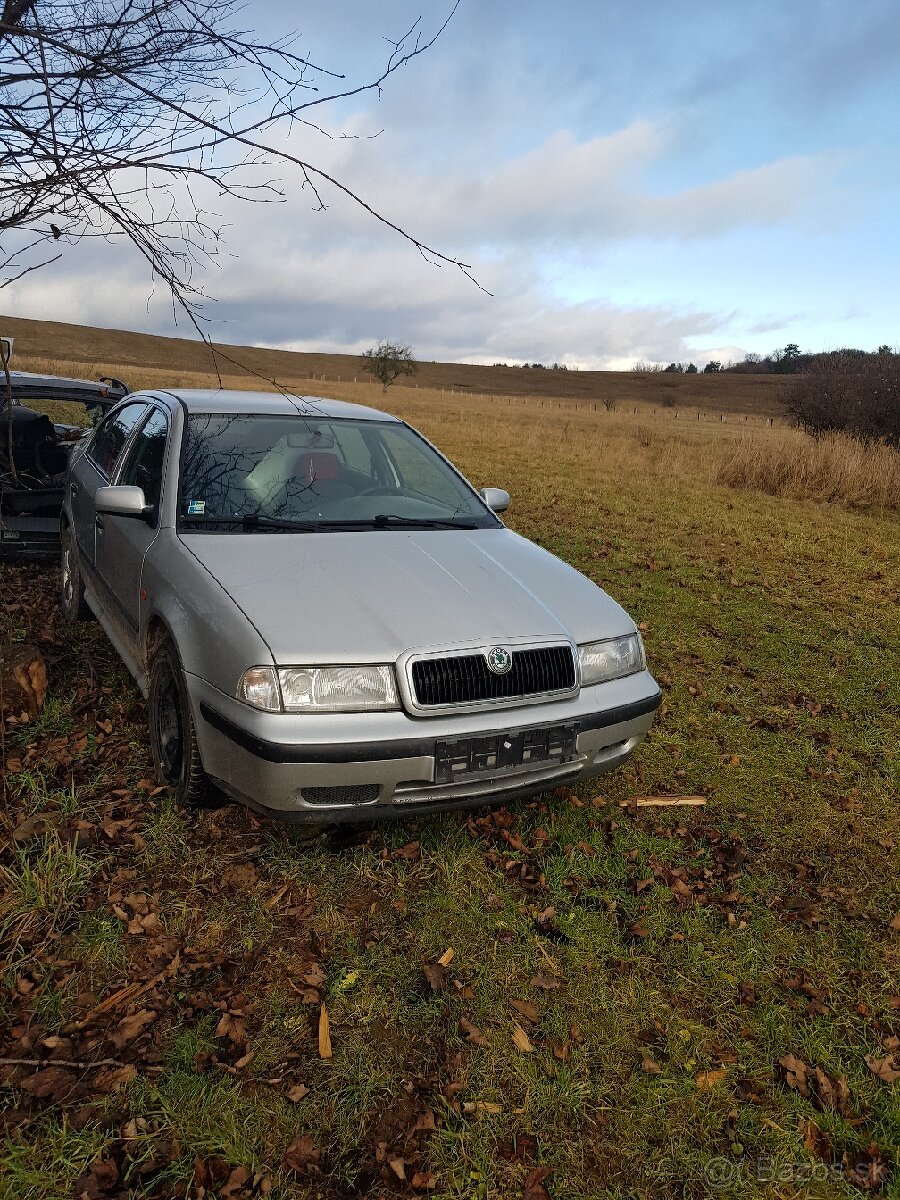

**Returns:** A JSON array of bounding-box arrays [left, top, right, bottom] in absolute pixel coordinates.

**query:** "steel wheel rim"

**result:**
[[154, 667, 184, 783], [61, 543, 74, 610]]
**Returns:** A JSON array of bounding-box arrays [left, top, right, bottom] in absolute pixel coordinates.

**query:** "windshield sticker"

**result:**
[[187, 499, 206, 515]]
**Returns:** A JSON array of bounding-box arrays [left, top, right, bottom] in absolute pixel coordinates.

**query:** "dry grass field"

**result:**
[[2, 312, 790, 416], [1, 334, 899, 1199]]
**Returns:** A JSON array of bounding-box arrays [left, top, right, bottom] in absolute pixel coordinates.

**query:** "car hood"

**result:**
[[182, 528, 635, 664]]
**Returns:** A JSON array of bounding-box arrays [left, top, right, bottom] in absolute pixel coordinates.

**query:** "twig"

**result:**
[[0, 1056, 128, 1069], [64, 955, 179, 1032]]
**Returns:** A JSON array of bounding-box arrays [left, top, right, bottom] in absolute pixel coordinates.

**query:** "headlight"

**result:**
[[238, 664, 401, 713], [578, 634, 645, 686]]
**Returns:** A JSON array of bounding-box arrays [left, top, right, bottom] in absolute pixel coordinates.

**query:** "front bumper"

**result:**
[[189, 670, 662, 823]]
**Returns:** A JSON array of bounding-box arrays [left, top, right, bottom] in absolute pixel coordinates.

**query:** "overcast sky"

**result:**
[[7, 0, 900, 368]]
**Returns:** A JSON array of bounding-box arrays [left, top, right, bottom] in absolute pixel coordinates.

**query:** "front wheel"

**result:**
[[60, 526, 91, 622], [148, 639, 218, 809]]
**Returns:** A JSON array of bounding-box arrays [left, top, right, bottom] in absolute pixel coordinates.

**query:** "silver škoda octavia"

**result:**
[[61, 390, 660, 821]]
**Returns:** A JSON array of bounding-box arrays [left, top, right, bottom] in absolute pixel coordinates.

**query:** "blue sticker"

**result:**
[[187, 499, 206, 515]]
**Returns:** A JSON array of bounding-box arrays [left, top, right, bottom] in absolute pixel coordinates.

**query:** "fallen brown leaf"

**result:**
[[522, 1166, 552, 1200], [696, 1069, 728, 1090], [392, 840, 421, 862], [422, 962, 449, 991], [844, 1143, 892, 1191], [93, 1063, 137, 1092], [215, 1012, 248, 1045], [801, 1119, 833, 1161], [282, 1134, 321, 1174], [285, 1083, 309, 1103], [73, 1158, 118, 1198], [777, 1054, 852, 1115], [777, 1053, 810, 1097], [510, 999, 539, 1022], [411, 1170, 438, 1189], [864, 1053, 900, 1083], [529, 973, 562, 990], [459, 1016, 488, 1047], [110, 1008, 157, 1049], [221, 1166, 252, 1197], [303, 962, 327, 989], [20, 1065, 76, 1101], [811, 1065, 851, 1115]]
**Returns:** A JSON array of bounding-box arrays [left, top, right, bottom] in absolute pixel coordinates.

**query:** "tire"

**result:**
[[60, 525, 91, 622], [148, 638, 219, 809]]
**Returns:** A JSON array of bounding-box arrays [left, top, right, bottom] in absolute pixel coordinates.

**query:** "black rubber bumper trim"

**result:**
[[199, 689, 662, 766]]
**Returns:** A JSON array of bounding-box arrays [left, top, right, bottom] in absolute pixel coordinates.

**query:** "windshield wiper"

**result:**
[[180, 513, 479, 531], [328, 514, 480, 530], [240, 514, 319, 531], [180, 514, 318, 531]]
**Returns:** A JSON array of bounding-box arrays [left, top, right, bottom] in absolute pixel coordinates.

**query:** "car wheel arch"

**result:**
[[145, 616, 173, 670]]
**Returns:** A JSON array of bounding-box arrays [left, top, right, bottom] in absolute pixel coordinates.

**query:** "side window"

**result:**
[[88, 402, 148, 478], [118, 408, 169, 510], [379, 425, 474, 507]]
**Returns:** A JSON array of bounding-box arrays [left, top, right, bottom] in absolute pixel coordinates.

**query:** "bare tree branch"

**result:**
[[0, 0, 483, 355]]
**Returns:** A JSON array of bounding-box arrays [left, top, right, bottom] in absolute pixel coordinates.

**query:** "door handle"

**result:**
[[95, 515, 104, 531], [70, 482, 79, 498]]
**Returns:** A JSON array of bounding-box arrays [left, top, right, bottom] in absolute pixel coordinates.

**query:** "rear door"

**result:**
[[69, 400, 149, 568], [95, 405, 169, 642]]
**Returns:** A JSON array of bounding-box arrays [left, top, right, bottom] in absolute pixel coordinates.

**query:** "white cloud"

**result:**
[[1, 104, 846, 369]]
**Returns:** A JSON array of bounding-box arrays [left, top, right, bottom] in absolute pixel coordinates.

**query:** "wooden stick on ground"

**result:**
[[626, 796, 707, 808], [64, 956, 179, 1032]]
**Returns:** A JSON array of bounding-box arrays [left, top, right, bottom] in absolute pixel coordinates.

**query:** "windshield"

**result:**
[[178, 414, 500, 531]]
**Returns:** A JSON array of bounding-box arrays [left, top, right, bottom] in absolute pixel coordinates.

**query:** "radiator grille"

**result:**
[[411, 645, 576, 707]]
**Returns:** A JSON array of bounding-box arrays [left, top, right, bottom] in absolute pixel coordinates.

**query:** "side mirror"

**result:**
[[480, 487, 510, 514], [95, 485, 149, 519]]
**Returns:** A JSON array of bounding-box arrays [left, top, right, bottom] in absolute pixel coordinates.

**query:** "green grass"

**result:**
[[1, 396, 898, 1198]]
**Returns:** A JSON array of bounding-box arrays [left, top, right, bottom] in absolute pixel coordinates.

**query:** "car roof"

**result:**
[[149, 388, 399, 422], [9, 370, 129, 407]]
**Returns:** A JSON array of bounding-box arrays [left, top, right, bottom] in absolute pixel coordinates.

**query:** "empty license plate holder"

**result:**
[[434, 723, 578, 784]]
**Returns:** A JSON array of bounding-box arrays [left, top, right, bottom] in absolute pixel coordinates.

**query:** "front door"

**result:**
[[70, 400, 149, 569], [95, 406, 169, 641]]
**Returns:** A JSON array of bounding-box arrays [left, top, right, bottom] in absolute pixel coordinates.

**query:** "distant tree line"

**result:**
[[633, 360, 719, 374], [635, 343, 899, 446]]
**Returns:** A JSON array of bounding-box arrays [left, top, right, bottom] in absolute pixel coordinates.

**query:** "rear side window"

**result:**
[[88, 402, 148, 478], [118, 408, 168, 510]]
